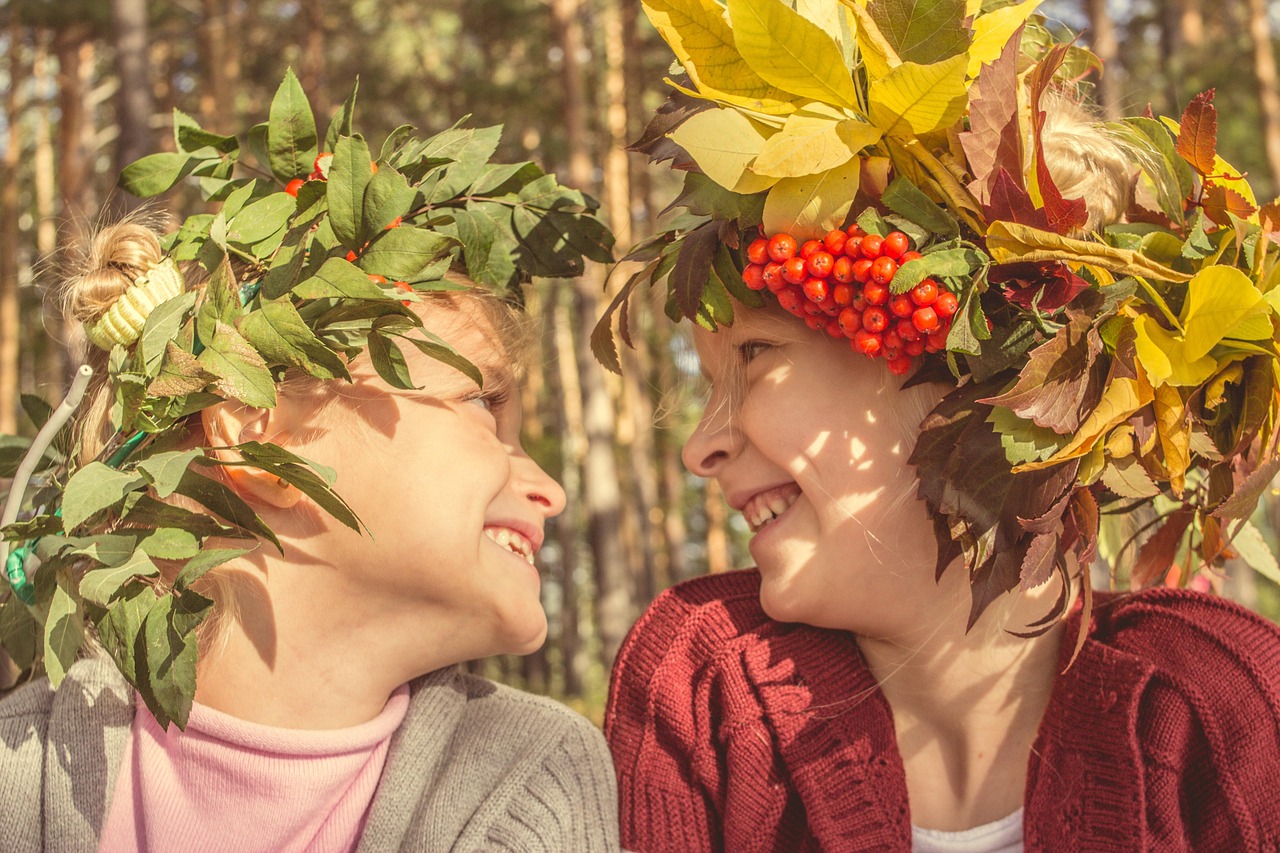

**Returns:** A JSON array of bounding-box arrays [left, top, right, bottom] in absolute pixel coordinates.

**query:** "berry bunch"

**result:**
[[741, 226, 958, 375]]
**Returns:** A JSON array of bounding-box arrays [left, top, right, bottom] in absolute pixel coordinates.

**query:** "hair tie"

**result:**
[[84, 256, 185, 350]]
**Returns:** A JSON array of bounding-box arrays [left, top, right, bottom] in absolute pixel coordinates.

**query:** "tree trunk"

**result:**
[[1084, 0, 1123, 119], [54, 25, 96, 369], [301, 4, 328, 113], [110, 0, 153, 210], [32, 38, 64, 391], [1, 22, 24, 434], [1245, 0, 1280, 196], [551, 286, 586, 697], [705, 479, 730, 574]]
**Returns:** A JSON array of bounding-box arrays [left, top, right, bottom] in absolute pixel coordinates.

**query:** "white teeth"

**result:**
[[768, 497, 789, 515], [484, 527, 537, 565], [742, 487, 801, 533]]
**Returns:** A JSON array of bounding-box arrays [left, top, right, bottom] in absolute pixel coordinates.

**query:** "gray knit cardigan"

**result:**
[[0, 655, 620, 852]]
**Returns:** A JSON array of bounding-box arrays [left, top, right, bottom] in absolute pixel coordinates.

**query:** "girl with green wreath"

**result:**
[[0, 75, 619, 852], [601, 1, 1280, 850]]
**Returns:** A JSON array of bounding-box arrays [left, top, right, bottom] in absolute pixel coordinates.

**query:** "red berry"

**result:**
[[806, 251, 835, 279], [832, 282, 854, 306], [887, 355, 913, 375], [368, 274, 388, 284], [370, 161, 379, 175], [850, 293, 867, 312], [776, 287, 803, 312], [763, 262, 787, 291], [911, 280, 939, 306], [883, 231, 910, 259], [284, 178, 305, 197], [905, 339, 926, 357], [860, 233, 884, 259], [890, 294, 914, 318], [825, 318, 844, 338], [767, 233, 798, 263], [844, 235, 863, 258], [819, 295, 840, 316], [783, 257, 809, 285], [803, 300, 824, 316], [747, 238, 770, 265], [307, 169, 323, 180], [871, 256, 898, 286], [805, 315, 825, 331], [346, 249, 359, 262], [823, 229, 848, 254], [883, 330, 903, 351], [394, 281, 413, 306], [743, 264, 767, 291], [846, 224, 866, 238], [838, 306, 861, 336], [852, 258, 874, 283], [385, 216, 403, 230], [927, 328, 949, 349], [831, 256, 855, 284], [314, 152, 332, 173], [862, 306, 889, 333], [853, 329, 883, 356], [803, 278, 829, 303], [897, 319, 922, 341], [863, 281, 889, 306], [900, 250, 923, 264], [935, 290, 959, 318], [913, 306, 940, 333], [800, 239, 824, 260], [883, 346, 902, 362]]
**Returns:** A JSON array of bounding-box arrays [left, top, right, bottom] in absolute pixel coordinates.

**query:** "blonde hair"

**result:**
[[1038, 89, 1137, 232]]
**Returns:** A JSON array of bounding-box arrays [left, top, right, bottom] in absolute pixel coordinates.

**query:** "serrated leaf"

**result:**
[[367, 331, 416, 389], [137, 449, 206, 498], [881, 176, 958, 239], [1015, 377, 1150, 472], [175, 546, 255, 590], [1175, 89, 1217, 176], [173, 469, 280, 549], [197, 321, 277, 409], [137, 594, 202, 729], [227, 193, 295, 247], [93, 583, 156, 685], [891, 248, 981, 293], [80, 549, 160, 606], [43, 570, 84, 688], [447, 206, 518, 288], [360, 166, 416, 245], [982, 315, 1104, 434], [149, 342, 212, 398], [119, 152, 195, 197], [1019, 530, 1058, 589], [728, 0, 859, 109], [959, 29, 1022, 204], [670, 223, 720, 320], [323, 81, 358, 153], [1231, 521, 1280, 584], [62, 463, 147, 530], [138, 292, 197, 379], [988, 405, 1065, 465], [1099, 455, 1161, 499], [267, 68, 318, 182], [867, 0, 970, 66], [203, 252, 241, 329], [293, 257, 390, 300], [1213, 457, 1280, 520], [750, 111, 878, 179], [868, 54, 968, 138], [669, 108, 777, 194], [762, 155, 861, 237], [1132, 508, 1193, 587], [360, 226, 457, 281], [239, 298, 350, 381]]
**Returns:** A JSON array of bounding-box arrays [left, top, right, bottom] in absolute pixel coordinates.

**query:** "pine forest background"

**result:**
[[2, 0, 1279, 719]]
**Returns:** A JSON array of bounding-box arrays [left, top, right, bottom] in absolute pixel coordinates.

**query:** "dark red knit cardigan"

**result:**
[[604, 570, 1280, 852]]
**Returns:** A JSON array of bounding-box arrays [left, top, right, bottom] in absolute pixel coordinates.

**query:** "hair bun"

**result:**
[[66, 222, 166, 326]]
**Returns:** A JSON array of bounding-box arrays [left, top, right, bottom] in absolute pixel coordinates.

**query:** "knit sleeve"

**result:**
[[605, 571, 788, 853], [481, 718, 620, 852], [1108, 590, 1280, 849]]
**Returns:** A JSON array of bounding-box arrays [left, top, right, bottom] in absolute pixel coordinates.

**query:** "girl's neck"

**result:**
[[856, 569, 1066, 830]]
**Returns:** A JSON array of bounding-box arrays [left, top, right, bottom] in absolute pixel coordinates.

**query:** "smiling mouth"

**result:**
[[742, 484, 802, 533], [483, 527, 536, 565]]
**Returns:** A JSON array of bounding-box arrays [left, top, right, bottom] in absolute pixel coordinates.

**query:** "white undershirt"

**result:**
[[911, 808, 1024, 853]]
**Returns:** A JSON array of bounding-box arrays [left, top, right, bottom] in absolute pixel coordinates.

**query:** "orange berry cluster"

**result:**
[[741, 226, 959, 375]]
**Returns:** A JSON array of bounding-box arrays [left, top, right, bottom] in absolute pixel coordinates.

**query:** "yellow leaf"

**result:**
[[841, 0, 896, 79], [967, 0, 1041, 79], [669, 108, 780, 194], [868, 54, 969, 138], [1133, 314, 1218, 387], [643, 0, 795, 105], [665, 76, 798, 119], [729, 0, 861, 109], [1153, 383, 1190, 496], [1181, 266, 1269, 361], [762, 156, 862, 238], [986, 220, 1193, 282], [1015, 377, 1150, 471], [751, 110, 880, 178], [795, 0, 847, 52]]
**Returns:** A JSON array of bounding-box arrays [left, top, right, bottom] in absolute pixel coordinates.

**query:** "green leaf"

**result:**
[[714, 240, 765, 308], [227, 193, 295, 247], [203, 252, 241, 332], [267, 68, 318, 182], [176, 546, 255, 589], [62, 463, 147, 530], [138, 527, 200, 560], [197, 321, 277, 409], [360, 226, 457, 281], [448, 206, 518, 288], [138, 593, 204, 729], [174, 109, 239, 155], [669, 172, 767, 223], [425, 125, 503, 201], [398, 330, 484, 389], [948, 280, 990, 356], [239, 298, 350, 381], [1232, 521, 1280, 585], [149, 342, 212, 398], [80, 550, 160, 606], [367, 330, 416, 390], [138, 292, 198, 379], [323, 81, 358, 153], [891, 248, 982, 293], [235, 441, 364, 533], [137, 449, 206, 498], [260, 223, 314, 300], [867, 0, 971, 65], [66, 533, 141, 567], [327, 135, 375, 249], [0, 591, 40, 669], [293, 259, 390, 301], [43, 570, 84, 688], [359, 166, 416, 245], [881, 176, 959, 239], [173, 469, 280, 549], [119, 152, 195, 197], [93, 583, 156, 685], [20, 393, 53, 429], [727, 0, 860, 109], [988, 405, 1065, 465]]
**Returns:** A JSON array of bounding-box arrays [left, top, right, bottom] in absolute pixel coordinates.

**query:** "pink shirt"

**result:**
[[99, 686, 410, 853]]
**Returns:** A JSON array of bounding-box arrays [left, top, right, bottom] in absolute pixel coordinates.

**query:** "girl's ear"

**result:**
[[200, 403, 302, 509]]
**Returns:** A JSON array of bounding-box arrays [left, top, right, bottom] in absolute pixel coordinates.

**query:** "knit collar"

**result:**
[[749, 594, 1154, 850]]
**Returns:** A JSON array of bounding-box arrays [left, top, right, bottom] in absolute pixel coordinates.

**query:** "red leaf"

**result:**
[[1132, 508, 1194, 587], [960, 27, 1024, 205], [986, 168, 1048, 228], [1260, 201, 1280, 237], [1020, 531, 1059, 589], [671, 223, 719, 320], [1176, 89, 1218, 176], [1026, 45, 1088, 234], [1201, 182, 1257, 227]]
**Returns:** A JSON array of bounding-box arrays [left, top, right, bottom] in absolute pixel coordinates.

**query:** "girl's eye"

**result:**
[[465, 391, 507, 414], [739, 341, 773, 364]]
